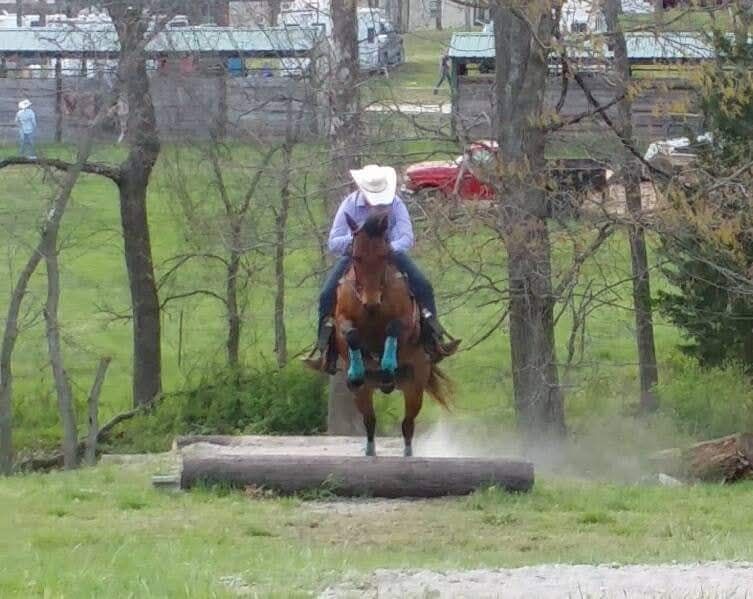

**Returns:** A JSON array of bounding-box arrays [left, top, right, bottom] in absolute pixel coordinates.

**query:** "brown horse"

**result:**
[[334, 212, 450, 457]]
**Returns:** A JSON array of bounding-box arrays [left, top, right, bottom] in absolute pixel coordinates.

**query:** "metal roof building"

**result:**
[[0, 26, 320, 58], [448, 31, 715, 64]]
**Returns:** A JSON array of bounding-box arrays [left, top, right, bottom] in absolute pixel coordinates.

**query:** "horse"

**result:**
[[334, 211, 451, 457]]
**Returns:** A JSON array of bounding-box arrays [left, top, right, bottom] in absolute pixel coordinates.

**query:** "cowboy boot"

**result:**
[[302, 318, 337, 373], [421, 310, 461, 364]]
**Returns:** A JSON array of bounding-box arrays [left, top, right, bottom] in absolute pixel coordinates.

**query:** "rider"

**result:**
[[304, 164, 460, 373]]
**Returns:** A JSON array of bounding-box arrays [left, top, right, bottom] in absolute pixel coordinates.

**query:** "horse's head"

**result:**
[[346, 211, 390, 313]]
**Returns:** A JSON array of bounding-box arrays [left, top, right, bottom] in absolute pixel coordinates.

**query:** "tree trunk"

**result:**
[[605, 0, 659, 412], [15, 0, 22, 27], [506, 214, 566, 438], [1, 139, 93, 473], [268, 0, 281, 25], [43, 235, 78, 469], [226, 243, 241, 368], [111, 5, 162, 407], [493, 3, 566, 441], [435, 0, 442, 31], [651, 433, 753, 483], [327, 0, 363, 433], [179, 454, 535, 496], [85, 357, 111, 466], [274, 146, 291, 369], [0, 253, 43, 474]]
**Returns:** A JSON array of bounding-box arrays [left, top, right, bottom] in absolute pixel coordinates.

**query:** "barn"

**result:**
[[447, 30, 712, 141]]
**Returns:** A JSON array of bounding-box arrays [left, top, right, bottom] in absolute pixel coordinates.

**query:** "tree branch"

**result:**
[[0, 156, 122, 182]]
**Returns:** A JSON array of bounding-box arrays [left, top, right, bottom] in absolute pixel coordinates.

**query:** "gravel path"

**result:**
[[320, 563, 753, 598]]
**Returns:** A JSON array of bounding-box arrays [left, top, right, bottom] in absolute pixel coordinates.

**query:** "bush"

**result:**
[[108, 363, 327, 453], [657, 354, 753, 439]]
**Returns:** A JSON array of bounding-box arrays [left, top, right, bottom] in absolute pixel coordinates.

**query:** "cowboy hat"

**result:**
[[350, 164, 397, 206], [18, 99, 31, 110]]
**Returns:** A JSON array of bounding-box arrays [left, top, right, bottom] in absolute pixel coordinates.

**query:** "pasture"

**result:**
[[3, 139, 749, 453], [3, 462, 753, 597], [3, 19, 753, 597]]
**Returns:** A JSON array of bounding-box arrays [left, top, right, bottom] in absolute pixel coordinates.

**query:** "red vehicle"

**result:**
[[402, 141, 497, 201], [401, 141, 609, 204]]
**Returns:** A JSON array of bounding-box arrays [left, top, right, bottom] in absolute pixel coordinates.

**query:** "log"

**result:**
[[650, 433, 753, 483], [179, 454, 534, 497]]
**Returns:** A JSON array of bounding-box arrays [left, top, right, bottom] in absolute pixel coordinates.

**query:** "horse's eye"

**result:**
[[353, 256, 363, 264]]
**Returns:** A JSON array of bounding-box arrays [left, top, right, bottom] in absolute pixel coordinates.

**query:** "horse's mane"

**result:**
[[360, 213, 389, 238]]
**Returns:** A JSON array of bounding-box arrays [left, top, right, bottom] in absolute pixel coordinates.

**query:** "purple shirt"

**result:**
[[328, 191, 414, 256]]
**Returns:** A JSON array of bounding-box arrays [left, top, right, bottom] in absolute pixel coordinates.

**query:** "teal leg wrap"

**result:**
[[381, 336, 398, 374], [347, 348, 365, 383]]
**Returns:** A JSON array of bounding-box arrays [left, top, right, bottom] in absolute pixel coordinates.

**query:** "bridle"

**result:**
[[343, 247, 390, 305]]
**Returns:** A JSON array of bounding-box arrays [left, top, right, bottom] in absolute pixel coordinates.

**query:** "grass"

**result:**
[[622, 7, 732, 33], [2, 463, 753, 597], [363, 28, 455, 104], [0, 138, 749, 450], [0, 20, 748, 453]]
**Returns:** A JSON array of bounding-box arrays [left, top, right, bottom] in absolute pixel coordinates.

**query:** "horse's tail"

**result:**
[[426, 365, 453, 409]]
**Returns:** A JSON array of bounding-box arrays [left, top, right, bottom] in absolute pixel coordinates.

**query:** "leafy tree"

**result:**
[[658, 29, 753, 370]]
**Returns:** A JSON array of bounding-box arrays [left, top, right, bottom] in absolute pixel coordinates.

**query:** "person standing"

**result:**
[[15, 99, 37, 159], [433, 49, 450, 95]]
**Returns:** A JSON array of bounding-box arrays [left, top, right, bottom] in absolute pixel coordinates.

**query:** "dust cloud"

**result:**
[[412, 413, 690, 483]]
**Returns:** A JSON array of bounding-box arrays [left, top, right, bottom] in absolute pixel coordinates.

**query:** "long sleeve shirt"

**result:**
[[328, 191, 415, 256], [15, 108, 36, 135]]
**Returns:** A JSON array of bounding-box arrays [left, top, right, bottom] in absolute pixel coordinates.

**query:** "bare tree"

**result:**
[[493, 1, 566, 440], [327, 0, 365, 434], [0, 136, 102, 472], [107, 1, 169, 406], [603, 0, 659, 413]]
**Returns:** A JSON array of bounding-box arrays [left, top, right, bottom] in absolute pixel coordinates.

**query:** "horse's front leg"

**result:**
[[380, 320, 402, 393], [342, 322, 365, 388]]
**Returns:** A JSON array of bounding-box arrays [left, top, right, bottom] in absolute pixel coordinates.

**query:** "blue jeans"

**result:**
[[318, 252, 437, 330], [18, 132, 35, 157]]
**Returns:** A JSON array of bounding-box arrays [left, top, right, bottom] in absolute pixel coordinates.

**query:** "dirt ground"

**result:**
[[319, 563, 753, 598]]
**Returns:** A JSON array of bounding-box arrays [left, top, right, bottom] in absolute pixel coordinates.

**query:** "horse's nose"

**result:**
[[364, 301, 380, 314]]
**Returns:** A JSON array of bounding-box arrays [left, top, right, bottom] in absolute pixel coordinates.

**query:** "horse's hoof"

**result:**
[[347, 377, 364, 390], [403, 445, 413, 457], [365, 441, 376, 457], [380, 384, 395, 394]]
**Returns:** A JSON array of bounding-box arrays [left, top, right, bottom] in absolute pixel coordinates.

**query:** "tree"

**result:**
[[327, 0, 365, 434], [107, 1, 168, 407], [493, 1, 566, 440], [603, 0, 659, 412], [657, 25, 753, 370]]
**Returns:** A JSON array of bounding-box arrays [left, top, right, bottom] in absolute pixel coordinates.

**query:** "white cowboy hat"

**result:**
[[350, 164, 397, 206], [18, 99, 31, 110]]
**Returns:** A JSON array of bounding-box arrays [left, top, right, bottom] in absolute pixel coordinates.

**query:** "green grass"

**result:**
[[3, 464, 753, 597], [363, 28, 455, 104], [622, 7, 732, 33], [0, 138, 749, 452]]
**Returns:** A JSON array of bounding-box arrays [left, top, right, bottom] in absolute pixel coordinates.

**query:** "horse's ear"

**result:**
[[345, 213, 359, 233]]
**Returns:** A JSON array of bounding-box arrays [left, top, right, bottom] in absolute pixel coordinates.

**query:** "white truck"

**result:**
[[279, 5, 403, 73]]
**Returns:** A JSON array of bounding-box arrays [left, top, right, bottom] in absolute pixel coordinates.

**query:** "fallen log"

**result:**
[[650, 433, 753, 483], [178, 454, 534, 497]]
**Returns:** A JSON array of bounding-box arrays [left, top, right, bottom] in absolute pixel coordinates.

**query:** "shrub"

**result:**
[[657, 354, 753, 439], [108, 363, 327, 453]]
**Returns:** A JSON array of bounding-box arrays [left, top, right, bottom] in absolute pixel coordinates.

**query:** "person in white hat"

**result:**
[[15, 99, 37, 159], [304, 164, 460, 373]]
